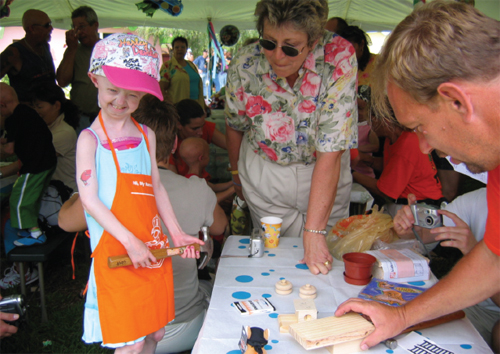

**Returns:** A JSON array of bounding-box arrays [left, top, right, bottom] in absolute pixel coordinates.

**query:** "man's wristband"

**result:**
[[303, 227, 327, 235], [230, 170, 239, 175], [233, 181, 242, 187]]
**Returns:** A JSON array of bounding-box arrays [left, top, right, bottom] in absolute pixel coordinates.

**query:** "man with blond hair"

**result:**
[[0, 9, 55, 103], [335, 1, 500, 352]]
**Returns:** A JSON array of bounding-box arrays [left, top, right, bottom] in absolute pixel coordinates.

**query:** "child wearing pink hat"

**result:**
[[76, 33, 203, 353]]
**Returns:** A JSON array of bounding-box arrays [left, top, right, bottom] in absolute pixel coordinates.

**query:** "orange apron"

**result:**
[[92, 112, 174, 344]]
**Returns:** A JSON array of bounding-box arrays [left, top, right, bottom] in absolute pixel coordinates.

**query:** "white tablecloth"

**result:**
[[192, 236, 492, 354]]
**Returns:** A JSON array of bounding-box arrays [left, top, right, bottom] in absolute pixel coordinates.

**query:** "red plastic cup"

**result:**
[[342, 252, 376, 285]]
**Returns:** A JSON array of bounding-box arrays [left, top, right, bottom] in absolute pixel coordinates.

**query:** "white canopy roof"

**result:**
[[0, 0, 498, 33]]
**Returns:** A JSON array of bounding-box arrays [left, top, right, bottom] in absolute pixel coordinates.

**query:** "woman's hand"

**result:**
[[301, 233, 333, 275], [125, 235, 157, 269], [431, 210, 477, 255], [170, 233, 204, 259]]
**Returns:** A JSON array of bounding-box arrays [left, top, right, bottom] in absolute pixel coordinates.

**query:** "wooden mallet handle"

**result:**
[[108, 243, 200, 268]]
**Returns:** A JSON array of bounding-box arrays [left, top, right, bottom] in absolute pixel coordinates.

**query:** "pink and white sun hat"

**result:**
[[89, 33, 163, 100]]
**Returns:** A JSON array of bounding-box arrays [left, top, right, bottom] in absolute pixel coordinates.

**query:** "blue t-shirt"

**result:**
[[184, 63, 200, 100], [193, 55, 207, 73]]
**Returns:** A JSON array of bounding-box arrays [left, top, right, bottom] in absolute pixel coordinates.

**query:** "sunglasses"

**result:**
[[259, 39, 304, 57], [33, 22, 52, 29]]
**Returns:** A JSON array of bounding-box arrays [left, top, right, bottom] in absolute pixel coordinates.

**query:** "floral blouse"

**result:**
[[225, 32, 358, 166]]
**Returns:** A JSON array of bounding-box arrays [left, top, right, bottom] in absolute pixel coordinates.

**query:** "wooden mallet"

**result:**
[[108, 243, 200, 268]]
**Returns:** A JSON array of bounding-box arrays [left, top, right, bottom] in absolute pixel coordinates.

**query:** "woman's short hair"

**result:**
[[175, 99, 205, 126], [337, 26, 371, 71], [133, 94, 178, 163], [71, 6, 98, 25], [372, 0, 500, 121], [172, 36, 188, 47], [30, 83, 80, 130], [254, 0, 328, 47]]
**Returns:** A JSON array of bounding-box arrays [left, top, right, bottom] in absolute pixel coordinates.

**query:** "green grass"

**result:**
[[0, 233, 112, 354]]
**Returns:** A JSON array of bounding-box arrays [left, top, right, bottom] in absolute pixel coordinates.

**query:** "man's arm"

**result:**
[[335, 240, 500, 349], [352, 170, 385, 197], [0, 160, 20, 179], [0, 46, 20, 79], [56, 30, 79, 87]]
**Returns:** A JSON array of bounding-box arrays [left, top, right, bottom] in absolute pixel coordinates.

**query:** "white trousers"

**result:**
[[239, 138, 352, 238]]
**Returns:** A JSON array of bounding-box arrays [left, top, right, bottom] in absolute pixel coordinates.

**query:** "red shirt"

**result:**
[[484, 165, 500, 255], [377, 131, 443, 201], [169, 121, 216, 180]]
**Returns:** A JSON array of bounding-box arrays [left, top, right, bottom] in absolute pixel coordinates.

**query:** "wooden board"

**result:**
[[327, 338, 363, 354], [278, 314, 298, 333], [289, 313, 374, 350]]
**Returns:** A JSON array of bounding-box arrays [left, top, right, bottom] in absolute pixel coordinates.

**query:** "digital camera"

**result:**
[[410, 203, 443, 229], [0, 294, 26, 326]]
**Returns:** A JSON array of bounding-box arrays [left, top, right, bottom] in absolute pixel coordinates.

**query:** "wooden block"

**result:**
[[327, 338, 363, 354], [294, 298, 317, 321], [278, 314, 298, 333], [289, 313, 374, 350]]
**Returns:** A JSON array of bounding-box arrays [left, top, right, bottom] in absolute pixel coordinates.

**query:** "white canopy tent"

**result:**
[[0, 0, 498, 33]]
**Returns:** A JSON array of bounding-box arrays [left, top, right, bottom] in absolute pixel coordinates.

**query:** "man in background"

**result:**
[[0, 9, 55, 103], [56, 6, 100, 132]]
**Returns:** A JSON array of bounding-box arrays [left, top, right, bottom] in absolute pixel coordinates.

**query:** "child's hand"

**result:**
[[125, 236, 157, 268], [172, 233, 204, 259]]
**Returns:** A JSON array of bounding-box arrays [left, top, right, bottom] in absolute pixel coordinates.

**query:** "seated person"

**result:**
[[179, 137, 234, 204], [0, 83, 56, 244], [58, 94, 228, 353], [393, 189, 499, 349], [352, 117, 444, 217], [169, 98, 226, 178], [31, 83, 79, 191]]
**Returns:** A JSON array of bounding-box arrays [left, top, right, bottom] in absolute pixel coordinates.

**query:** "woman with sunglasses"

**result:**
[[226, 0, 358, 275]]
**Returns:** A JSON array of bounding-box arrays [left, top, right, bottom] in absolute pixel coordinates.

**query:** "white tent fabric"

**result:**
[[0, 0, 498, 33]]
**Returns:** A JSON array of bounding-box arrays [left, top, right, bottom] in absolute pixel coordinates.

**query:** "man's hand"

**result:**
[[393, 193, 419, 236], [65, 29, 79, 50], [301, 233, 333, 275], [0, 295, 19, 339], [431, 210, 477, 255], [335, 298, 407, 350], [232, 174, 245, 201]]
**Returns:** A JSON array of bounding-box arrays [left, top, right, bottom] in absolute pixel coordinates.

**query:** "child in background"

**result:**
[[178, 137, 234, 203], [76, 33, 203, 353]]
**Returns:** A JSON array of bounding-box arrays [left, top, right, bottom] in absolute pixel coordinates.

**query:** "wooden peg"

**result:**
[[275, 279, 293, 295], [299, 284, 317, 299]]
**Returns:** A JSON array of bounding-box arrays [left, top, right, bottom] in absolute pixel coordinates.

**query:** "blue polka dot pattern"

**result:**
[[262, 272, 270, 276], [268, 313, 278, 318], [268, 254, 276, 257], [239, 238, 250, 244], [408, 281, 426, 286], [269, 269, 275, 272], [236, 275, 253, 283], [232, 291, 251, 299], [262, 293, 272, 298], [265, 250, 269, 253], [386, 350, 394, 354], [238, 245, 247, 249], [226, 350, 241, 354], [460, 344, 472, 349], [293, 245, 298, 248], [280, 277, 285, 280], [271, 340, 279, 343], [264, 344, 272, 350], [415, 331, 422, 335], [295, 263, 309, 269]]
